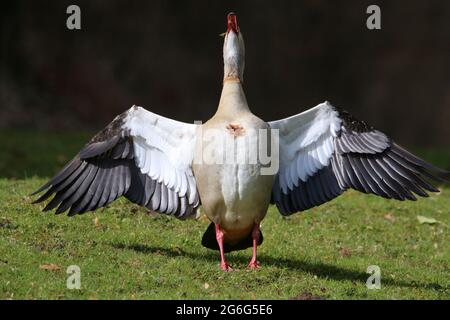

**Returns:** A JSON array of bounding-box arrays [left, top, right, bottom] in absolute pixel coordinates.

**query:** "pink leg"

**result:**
[[247, 224, 261, 269], [215, 224, 232, 271]]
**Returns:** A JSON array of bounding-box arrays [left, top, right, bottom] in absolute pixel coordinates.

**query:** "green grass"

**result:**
[[0, 132, 449, 299]]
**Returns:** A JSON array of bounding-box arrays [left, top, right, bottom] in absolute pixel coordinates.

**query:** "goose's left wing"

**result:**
[[269, 101, 447, 215]]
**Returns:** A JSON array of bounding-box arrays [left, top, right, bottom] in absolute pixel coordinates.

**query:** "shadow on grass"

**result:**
[[111, 242, 445, 292]]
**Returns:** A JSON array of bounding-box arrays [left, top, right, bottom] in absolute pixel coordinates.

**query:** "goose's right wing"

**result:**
[[33, 106, 200, 218]]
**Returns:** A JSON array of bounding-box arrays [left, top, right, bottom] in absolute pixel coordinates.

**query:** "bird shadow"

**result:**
[[111, 242, 444, 291]]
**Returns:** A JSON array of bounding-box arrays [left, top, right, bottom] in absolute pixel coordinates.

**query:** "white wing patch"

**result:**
[[269, 102, 342, 194], [123, 106, 198, 204]]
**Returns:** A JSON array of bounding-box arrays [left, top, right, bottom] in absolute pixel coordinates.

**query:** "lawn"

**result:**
[[0, 132, 449, 299]]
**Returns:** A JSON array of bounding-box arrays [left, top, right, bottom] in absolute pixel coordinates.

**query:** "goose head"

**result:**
[[223, 12, 245, 83]]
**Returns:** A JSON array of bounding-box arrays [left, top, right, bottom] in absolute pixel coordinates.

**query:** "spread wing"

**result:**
[[33, 106, 200, 218], [269, 101, 447, 215]]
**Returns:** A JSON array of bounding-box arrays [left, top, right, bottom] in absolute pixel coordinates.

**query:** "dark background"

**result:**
[[1, 0, 449, 147]]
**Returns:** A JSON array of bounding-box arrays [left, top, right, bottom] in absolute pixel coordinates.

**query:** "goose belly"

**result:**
[[219, 162, 273, 231]]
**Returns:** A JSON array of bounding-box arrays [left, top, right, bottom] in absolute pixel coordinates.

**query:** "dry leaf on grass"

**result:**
[[39, 263, 60, 271], [339, 248, 351, 257]]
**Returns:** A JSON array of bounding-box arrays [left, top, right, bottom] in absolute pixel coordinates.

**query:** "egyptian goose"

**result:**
[[33, 13, 447, 271]]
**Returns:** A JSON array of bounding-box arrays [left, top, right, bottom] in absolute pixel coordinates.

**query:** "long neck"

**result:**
[[216, 81, 250, 115], [222, 32, 245, 83], [217, 31, 248, 116]]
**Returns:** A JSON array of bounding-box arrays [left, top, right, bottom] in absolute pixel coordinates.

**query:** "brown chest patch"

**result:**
[[226, 123, 245, 137]]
